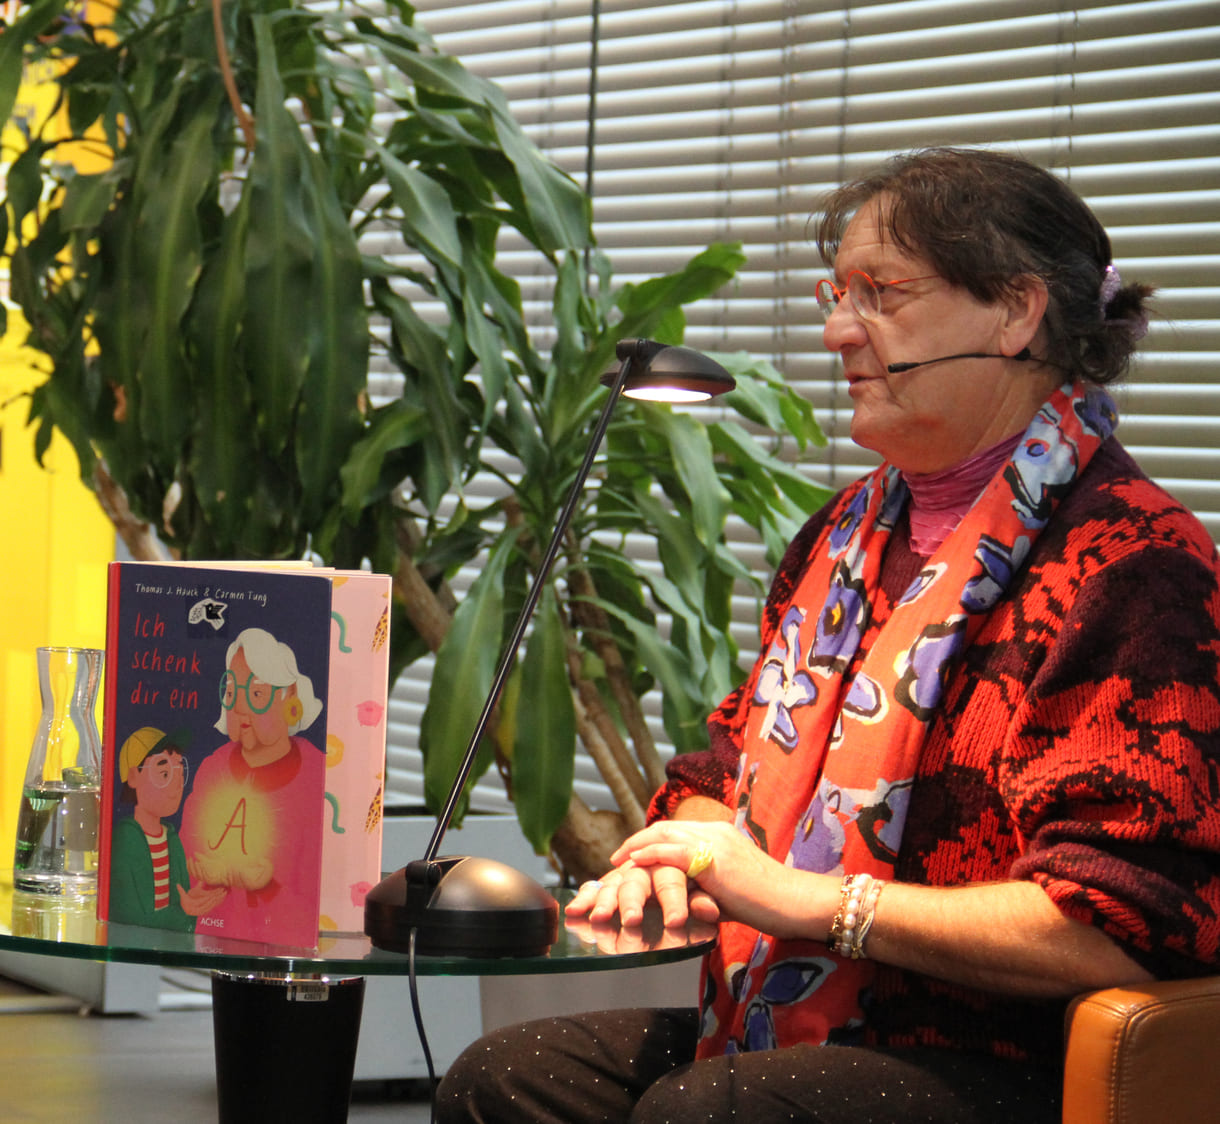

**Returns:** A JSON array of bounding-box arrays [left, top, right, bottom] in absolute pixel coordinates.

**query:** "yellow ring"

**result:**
[[686, 842, 714, 880]]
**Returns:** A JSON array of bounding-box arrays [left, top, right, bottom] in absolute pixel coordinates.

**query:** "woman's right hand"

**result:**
[[564, 859, 720, 929]]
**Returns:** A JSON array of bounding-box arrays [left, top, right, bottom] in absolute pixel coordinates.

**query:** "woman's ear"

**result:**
[[1001, 275, 1049, 356]]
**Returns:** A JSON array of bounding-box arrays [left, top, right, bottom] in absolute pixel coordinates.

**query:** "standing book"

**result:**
[[99, 561, 390, 949]]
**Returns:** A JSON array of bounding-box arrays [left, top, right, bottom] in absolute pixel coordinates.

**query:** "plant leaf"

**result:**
[[642, 407, 730, 548], [293, 131, 368, 525], [0, 0, 69, 129], [243, 18, 316, 454], [489, 109, 591, 253], [712, 350, 825, 453], [420, 532, 519, 815], [371, 278, 469, 510], [134, 102, 218, 463], [338, 400, 431, 518], [189, 193, 254, 548], [711, 420, 832, 517], [382, 153, 463, 277], [585, 596, 709, 752], [613, 243, 746, 340], [510, 587, 577, 853]]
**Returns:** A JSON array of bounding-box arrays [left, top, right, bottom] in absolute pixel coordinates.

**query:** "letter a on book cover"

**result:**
[[100, 562, 341, 949]]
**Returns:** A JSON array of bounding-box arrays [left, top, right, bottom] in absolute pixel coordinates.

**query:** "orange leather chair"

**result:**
[[1062, 976, 1220, 1123]]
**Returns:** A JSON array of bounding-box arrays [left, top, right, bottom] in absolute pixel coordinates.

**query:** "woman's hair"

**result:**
[[814, 147, 1153, 385], [213, 627, 323, 735]]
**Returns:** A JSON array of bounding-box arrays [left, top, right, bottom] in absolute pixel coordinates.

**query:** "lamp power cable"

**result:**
[[408, 927, 439, 1124]]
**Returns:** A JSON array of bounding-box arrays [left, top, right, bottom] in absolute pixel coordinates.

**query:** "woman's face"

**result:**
[[821, 195, 1053, 473], [224, 647, 295, 752]]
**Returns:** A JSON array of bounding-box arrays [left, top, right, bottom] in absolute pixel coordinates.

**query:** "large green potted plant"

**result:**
[[0, 0, 829, 878]]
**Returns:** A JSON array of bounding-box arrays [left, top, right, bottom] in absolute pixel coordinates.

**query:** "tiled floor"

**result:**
[[0, 974, 434, 1122]]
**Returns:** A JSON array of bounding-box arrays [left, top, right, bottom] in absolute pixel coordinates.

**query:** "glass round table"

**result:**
[[0, 874, 716, 1122]]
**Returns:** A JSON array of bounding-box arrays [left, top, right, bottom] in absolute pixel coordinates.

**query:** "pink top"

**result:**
[[178, 736, 325, 947], [903, 433, 1022, 555]]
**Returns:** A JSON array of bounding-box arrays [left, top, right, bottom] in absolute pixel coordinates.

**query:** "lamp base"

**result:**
[[363, 856, 559, 958]]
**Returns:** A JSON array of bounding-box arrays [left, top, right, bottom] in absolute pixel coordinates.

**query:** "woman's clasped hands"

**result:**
[[565, 820, 829, 940]]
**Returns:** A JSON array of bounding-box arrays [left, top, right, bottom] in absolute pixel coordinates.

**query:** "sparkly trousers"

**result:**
[[434, 1007, 1062, 1124]]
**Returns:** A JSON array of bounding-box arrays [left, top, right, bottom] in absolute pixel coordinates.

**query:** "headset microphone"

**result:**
[[886, 347, 1031, 374]]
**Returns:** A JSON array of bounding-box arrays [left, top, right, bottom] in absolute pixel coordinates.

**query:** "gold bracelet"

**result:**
[[825, 874, 850, 950]]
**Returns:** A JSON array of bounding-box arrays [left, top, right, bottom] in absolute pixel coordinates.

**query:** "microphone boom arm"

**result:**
[[887, 347, 1031, 374]]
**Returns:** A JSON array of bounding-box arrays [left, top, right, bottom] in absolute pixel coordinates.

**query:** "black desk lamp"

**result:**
[[363, 338, 735, 957]]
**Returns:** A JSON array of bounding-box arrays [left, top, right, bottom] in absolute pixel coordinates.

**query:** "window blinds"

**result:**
[[383, 0, 1220, 811]]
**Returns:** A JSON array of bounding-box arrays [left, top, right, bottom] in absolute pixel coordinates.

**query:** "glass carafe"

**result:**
[[13, 646, 104, 895]]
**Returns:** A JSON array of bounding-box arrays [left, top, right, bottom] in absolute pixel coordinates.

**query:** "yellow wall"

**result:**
[[0, 318, 114, 863], [2, 5, 115, 862]]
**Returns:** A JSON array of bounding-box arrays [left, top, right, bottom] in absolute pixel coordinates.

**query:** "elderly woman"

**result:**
[[437, 147, 1220, 1123], [179, 627, 326, 941]]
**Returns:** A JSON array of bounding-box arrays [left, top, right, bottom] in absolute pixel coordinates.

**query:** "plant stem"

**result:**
[[571, 691, 647, 833], [551, 796, 629, 885], [391, 512, 458, 653], [211, 0, 255, 152], [566, 643, 652, 811], [566, 563, 667, 790], [91, 463, 168, 562]]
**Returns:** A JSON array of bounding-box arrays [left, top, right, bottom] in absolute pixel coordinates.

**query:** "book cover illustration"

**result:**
[[318, 573, 390, 936], [101, 563, 334, 949]]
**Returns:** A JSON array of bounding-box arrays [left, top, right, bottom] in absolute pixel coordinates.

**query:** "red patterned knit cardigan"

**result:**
[[651, 438, 1220, 1068]]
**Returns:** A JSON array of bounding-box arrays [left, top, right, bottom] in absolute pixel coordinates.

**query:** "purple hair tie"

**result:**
[[1100, 263, 1148, 341]]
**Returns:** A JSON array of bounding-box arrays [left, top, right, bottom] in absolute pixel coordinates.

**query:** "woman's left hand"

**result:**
[[611, 821, 837, 941], [614, 825, 1159, 997]]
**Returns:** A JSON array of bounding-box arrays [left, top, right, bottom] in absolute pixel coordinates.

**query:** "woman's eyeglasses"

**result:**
[[219, 670, 280, 714], [814, 270, 939, 321]]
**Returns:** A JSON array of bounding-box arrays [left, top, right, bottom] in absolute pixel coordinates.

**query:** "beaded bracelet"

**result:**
[[826, 872, 887, 960], [850, 876, 886, 960], [826, 873, 869, 957]]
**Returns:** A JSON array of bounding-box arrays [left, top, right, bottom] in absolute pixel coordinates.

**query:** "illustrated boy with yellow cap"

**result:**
[[109, 728, 224, 930]]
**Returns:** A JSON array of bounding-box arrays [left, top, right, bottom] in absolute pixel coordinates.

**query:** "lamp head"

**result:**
[[601, 339, 736, 402]]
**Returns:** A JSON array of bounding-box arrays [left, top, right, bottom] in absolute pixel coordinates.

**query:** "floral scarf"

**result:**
[[697, 380, 1118, 1057]]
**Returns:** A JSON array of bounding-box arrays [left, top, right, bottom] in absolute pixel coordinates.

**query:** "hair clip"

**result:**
[[1099, 263, 1148, 340]]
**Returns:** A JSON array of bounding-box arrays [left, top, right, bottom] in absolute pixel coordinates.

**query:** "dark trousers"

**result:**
[[435, 1007, 1062, 1123]]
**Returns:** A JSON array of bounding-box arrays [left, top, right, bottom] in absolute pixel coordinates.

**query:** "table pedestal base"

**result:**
[[211, 971, 365, 1124]]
